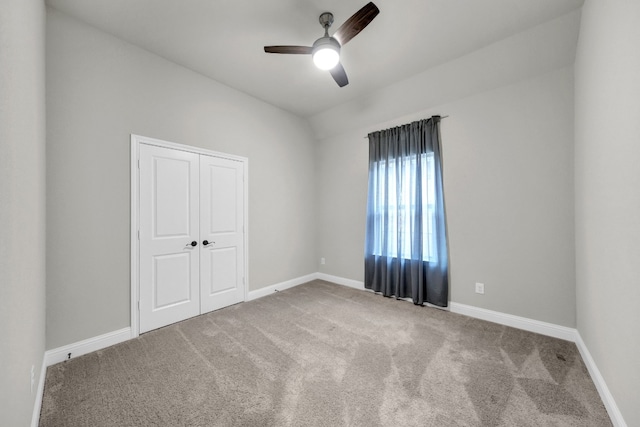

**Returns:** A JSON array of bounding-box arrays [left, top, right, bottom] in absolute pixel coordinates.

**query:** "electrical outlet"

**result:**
[[320, 257, 326, 265], [475, 282, 485, 294], [30, 365, 35, 394]]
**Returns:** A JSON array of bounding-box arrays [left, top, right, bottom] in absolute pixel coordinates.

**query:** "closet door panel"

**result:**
[[139, 144, 200, 333], [200, 155, 245, 313]]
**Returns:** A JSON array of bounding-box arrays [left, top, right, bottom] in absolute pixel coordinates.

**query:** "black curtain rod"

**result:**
[[363, 115, 448, 138]]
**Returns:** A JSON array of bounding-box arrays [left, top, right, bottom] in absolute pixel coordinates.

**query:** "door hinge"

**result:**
[[137, 301, 140, 311], [137, 159, 140, 169], [137, 229, 140, 240]]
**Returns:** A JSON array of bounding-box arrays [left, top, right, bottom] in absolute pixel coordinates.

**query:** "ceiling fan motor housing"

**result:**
[[312, 36, 341, 52]]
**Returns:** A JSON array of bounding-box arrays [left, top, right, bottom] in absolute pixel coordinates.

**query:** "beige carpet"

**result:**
[[40, 280, 611, 426]]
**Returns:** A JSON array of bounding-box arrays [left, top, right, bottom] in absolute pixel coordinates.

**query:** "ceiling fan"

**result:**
[[264, 2, 380, 87]]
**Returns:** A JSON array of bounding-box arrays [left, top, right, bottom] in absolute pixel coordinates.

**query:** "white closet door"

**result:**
[[199, 155, 245, 314], [139, 144, 200, 333]]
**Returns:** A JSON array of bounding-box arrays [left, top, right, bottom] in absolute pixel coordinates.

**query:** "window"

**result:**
[[370, 152, 437, 262], [364, 116, 448, 307]]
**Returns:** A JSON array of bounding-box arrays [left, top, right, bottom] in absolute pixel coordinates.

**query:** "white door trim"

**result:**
[[130, 134, 249, 338]]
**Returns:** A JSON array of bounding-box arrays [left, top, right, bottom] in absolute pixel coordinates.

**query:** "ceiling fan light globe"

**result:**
[[311, 37, 341, 70], [313, 48, 340, 70]]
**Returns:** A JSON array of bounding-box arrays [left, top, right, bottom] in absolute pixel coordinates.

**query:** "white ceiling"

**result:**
[[46, 0, 584, 118]]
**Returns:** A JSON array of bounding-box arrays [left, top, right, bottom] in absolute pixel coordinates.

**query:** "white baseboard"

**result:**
[[247, 273, 319, 301], [44, 327, 133, 367], [449, 302, 577, 342], [575, 332, 627, 427], [31, 354, 47, 427], [316, 273, 364, 290]]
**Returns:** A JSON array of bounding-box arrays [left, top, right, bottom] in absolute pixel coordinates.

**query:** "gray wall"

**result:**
[[574, 0, 640, 425], [46, 9, 317, 349], [315, 67, 576, 328], [0, 0, 47, 425]]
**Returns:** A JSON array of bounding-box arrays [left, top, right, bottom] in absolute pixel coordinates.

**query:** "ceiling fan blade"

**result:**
[[264, 46, 313, 54], [330, 62, 349, 87], [333, 2, 379, 46]]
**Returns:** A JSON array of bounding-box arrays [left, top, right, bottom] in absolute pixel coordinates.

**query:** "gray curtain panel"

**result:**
[[364, 116, 448, 307]]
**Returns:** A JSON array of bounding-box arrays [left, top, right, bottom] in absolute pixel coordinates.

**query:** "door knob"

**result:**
[[203, 240, 214, 246], [189, 241, 197, 247]]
